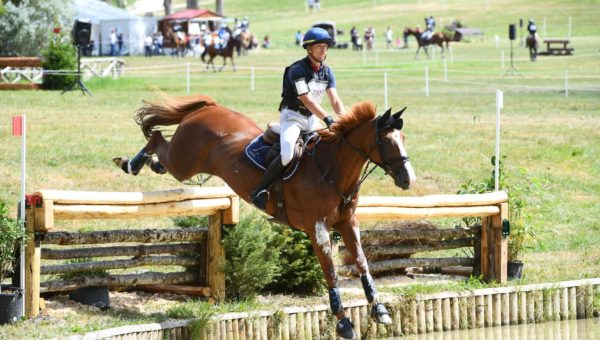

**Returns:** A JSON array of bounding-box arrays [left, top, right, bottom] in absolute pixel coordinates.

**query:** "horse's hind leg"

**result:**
[[113, 131, 169, 176], [337, 217, 393, 325], [310, 221, 357, 339]]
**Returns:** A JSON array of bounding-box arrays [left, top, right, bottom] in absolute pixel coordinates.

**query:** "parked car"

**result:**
[[312, 21, 348, 49]]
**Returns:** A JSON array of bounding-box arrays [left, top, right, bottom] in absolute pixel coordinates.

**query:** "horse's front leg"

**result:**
[[338, 216, 392, 325], [310, 221, 357, 339], [219, 57, 226, 72]]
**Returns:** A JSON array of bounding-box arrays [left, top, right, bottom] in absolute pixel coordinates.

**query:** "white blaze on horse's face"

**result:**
[[315, 220, 331, 255], [390, 130, 417, 188]]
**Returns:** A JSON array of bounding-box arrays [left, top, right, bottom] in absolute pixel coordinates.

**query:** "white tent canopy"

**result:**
[[72, 0, 157, 56]]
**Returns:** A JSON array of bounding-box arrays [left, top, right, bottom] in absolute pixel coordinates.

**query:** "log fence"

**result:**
[[0, 57, 43, 90], [23, 187, 239, 318], [350, 191, 509, 283]]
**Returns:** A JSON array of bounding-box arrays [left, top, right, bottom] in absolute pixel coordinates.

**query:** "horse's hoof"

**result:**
[[371, 303, 392, 324], [113, 157, 130, 174], [336, 317, 357, 339]]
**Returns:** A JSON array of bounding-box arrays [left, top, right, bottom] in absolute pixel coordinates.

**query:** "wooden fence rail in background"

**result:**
[[24, 187, 239, 318]]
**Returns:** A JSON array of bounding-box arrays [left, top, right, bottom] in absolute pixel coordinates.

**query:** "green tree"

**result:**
[[0, 0, 73, 56]]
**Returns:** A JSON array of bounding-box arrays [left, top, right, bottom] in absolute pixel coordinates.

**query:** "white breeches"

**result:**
[[280, 108, 321, 166]]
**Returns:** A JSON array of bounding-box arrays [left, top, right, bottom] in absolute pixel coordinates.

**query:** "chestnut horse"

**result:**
[[114, 95, 416, 339], [201, 35, 239, 72], [403, 27, 451, 59]]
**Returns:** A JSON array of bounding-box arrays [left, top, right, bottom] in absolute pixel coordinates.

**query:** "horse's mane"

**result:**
[[320, 101, 376, 141], [135, 94, 217, 139]]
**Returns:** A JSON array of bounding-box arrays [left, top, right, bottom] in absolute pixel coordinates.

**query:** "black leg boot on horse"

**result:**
[[113, 148, 167, 176], [249, 155, 285, 210]]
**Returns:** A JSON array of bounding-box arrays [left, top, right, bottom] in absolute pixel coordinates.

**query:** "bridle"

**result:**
[[314, 109, 410, 207]]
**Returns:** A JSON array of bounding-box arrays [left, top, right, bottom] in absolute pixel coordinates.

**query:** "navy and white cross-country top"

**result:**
[[279, 57, 336, 116]]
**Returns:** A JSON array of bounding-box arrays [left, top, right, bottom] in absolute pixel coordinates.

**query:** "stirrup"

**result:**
[[250, 189, 269, 210]]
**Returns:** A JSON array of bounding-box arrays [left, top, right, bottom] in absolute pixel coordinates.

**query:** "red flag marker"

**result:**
[[12, 115, 23, 136]]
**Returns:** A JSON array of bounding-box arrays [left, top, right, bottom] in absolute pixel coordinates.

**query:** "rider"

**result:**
[[527, 18, 537, 37], [217, 22, 230, 50], [249, 27, 346, 209], [422, 15, 435, 41]]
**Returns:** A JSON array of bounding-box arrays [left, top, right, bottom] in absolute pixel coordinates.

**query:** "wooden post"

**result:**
[[222, 195, 239, 225], [442, 298, 451, 331], [34, 199, 54, 231], [207, 213, 225, 299], [24, 204, 41, 317], [483, 202, 508, 283], [480, 217, 490, 281]]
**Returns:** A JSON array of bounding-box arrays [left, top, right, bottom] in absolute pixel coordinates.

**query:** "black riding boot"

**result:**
[[250, 156, 285, 210]]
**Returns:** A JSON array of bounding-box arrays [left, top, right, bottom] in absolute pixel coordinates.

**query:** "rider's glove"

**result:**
[[323, 116, 335, 130]]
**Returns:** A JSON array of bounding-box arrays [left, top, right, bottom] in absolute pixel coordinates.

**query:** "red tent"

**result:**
[[163, 9, 223, 21]]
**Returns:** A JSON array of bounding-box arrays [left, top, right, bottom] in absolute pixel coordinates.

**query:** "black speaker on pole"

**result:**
[[63, 18, 93, 96], [505, 24, 519, 76], [509, 24, 516, 41], [72, 19, 92, 46]]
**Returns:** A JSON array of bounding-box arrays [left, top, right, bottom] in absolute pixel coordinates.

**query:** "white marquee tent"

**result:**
[[72, 0, 157, 56]]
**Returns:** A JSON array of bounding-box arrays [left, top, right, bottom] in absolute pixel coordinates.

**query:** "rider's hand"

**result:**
[[323, 116, 335, 130]]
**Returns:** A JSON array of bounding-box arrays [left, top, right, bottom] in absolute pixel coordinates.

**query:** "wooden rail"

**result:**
[[0, 57, 43, 90], [24, 187, 239, 318], [352, 191, 508, 284]]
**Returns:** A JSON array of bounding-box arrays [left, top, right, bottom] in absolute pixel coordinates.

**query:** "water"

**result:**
[[391, 318, 600, 340]]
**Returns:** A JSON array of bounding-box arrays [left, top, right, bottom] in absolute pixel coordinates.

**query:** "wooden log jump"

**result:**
[[24, 187, 239, 318], [349, 191, 508, 283]]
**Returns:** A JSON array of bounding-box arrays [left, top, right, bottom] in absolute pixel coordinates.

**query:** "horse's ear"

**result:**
[[392, 106, 407, 120], [377, 109, 391, 129], [391, 118, 404, 130]]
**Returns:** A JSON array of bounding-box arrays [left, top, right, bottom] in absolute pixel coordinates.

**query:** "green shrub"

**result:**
[[42, 33, 77, 90], [267, 223, 326, 294], [0, 201, 27, 289], [222, 213, 282, 300], [172, 215, 208, 228], [457, 155, 545, 261]]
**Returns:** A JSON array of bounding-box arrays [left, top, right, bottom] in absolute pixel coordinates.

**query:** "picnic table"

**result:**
[[540, 39, 574, 55]]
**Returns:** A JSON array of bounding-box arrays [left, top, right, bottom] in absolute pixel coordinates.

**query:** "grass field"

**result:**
[[0, 0, 599, 337]]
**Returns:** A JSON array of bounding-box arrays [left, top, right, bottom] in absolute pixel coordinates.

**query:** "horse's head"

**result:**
[[373, 107, 416, 190]]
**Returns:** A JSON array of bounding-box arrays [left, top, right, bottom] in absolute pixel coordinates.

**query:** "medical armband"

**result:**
[[294, 79, 309, 96]]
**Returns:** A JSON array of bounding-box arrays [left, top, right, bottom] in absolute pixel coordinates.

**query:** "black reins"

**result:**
[[314, 118, 409, 208]]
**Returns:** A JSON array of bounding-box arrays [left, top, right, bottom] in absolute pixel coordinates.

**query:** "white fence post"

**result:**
[[449, 46, 454, 62], [495, 90, 503, 191]]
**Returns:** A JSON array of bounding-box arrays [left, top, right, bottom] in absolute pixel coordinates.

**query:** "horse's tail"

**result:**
[[135, 94, 217, 140]]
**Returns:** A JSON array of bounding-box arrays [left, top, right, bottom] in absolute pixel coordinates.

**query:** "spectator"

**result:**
[[109, 29, 117, 56], [262, 35, 271, 49], [144, 35, 153, 57], [117, 31, 124, 56], [295, 30, 303, 45], [385, 26, 393, 49]]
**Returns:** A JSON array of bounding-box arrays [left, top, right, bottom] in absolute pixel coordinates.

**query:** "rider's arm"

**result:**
[[326, 88, 346, 116], [298, 94, 330, 121]]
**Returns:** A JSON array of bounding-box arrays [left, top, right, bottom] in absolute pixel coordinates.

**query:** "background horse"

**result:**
[[201, 37, 239, 72], [526, 34, 538, 61], [167, 28, 187, 57], [235, 31, 256, 56], [403, 27, 450, 59], [114, 95, 416, 339]]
